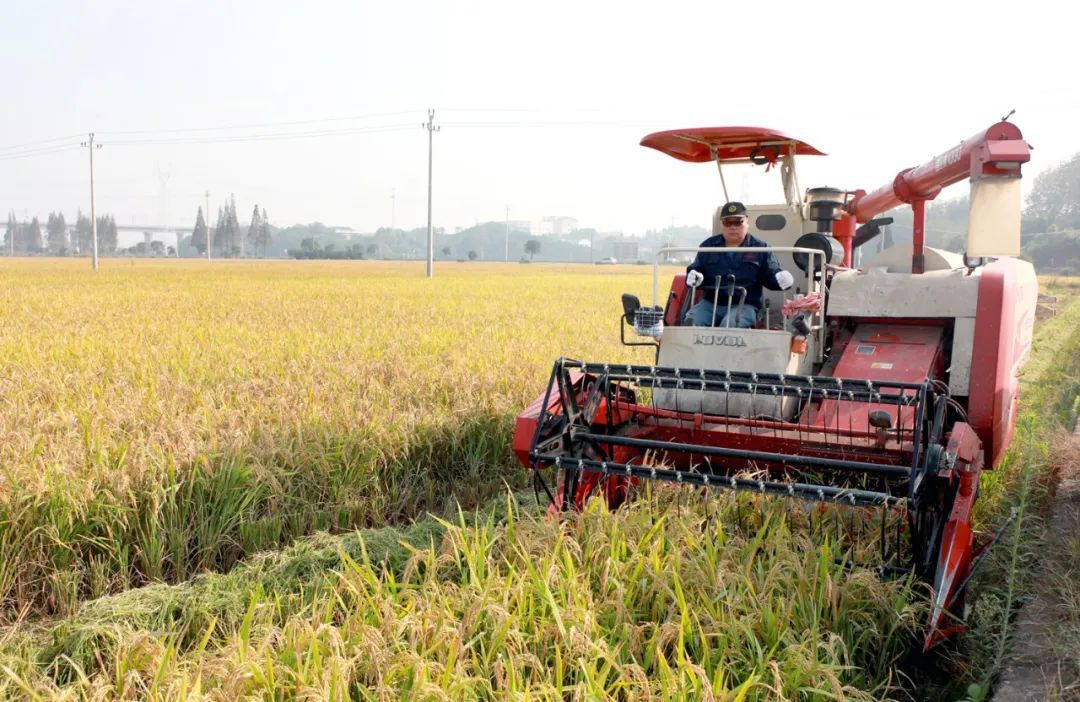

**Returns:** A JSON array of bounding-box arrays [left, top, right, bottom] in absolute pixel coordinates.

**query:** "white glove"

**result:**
[[775, 269, 794, 290], [686, 270, 704, 288]]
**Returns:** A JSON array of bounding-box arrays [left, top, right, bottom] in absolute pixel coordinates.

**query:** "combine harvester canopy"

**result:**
[[514, 119, 1037, 649]]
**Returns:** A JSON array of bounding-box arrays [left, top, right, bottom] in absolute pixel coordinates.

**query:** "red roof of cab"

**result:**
[[640, 126, 826, 163]]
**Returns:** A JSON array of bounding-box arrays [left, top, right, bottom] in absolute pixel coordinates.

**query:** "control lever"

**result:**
[[729, 286, 747, 328], [724, 274, 736, 327]]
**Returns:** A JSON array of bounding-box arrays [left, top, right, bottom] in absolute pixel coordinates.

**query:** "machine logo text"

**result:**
[[693, 334, 748, 348], [934, 145, 962, 171]]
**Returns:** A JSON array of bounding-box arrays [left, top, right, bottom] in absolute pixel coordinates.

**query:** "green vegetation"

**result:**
[[1022, 230, 1080, 275]]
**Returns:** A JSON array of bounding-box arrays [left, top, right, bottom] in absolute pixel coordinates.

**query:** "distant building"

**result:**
[[611, 240, 639, 262], [531, 216, 578, 236]]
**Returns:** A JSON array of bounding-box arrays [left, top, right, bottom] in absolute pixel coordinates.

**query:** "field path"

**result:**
[[993, 420, 1080, 701]]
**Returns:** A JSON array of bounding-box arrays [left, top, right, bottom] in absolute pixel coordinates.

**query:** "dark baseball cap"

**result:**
[[720, 202, 747, 218]]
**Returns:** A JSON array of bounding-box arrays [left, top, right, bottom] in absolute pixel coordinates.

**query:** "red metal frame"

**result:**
[[925, 421, 984, 648], [512, 369, 584, 468], [811, 324, 946, 433], [968, 258, 1037, 468], [663, 275, 688, 327], [832, 214, 857, 268]]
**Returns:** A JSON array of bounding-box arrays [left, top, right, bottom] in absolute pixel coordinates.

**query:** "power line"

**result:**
[[0, 133, 83, 153], [443, 107, 615, 113], [0, 112, 661, 157], [107, 123, 416, 146], [97, 110, 421, 137], [0, 144, 80, 162], [0, 128, 420, 169], [443, 120, 665, 128], [0, 113, 421, 162]]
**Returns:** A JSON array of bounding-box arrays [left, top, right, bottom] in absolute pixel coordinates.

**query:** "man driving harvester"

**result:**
[[685, 201, 795, 328]]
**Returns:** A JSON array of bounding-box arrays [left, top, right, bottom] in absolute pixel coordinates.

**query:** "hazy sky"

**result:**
[[1, 0, 1075, 237]]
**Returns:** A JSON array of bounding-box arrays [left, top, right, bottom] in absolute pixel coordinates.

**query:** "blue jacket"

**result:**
[[686, 233, 785, 310]]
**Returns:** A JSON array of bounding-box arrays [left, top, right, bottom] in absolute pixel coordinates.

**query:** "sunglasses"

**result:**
[[721, 218, 746, 227]]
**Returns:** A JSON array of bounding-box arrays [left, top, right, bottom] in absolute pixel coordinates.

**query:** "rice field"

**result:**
[[0, 259, 671, 615], [0, 258, 1076, 699]]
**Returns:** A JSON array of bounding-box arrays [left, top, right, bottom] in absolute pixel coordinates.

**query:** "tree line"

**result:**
[[1024, 152, 1080, 233], [4, 211, 118, 255], [188, 196, 272, 257]]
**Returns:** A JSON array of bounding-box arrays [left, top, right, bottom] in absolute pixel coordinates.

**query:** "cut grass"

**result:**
[[1, 491, 923, 700]]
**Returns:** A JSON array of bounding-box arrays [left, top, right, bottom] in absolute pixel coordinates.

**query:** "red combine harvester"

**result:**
[[514, 120, 1038, 648]]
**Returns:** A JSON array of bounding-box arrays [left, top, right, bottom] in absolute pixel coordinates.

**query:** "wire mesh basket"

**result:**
[[632, 307, 664, 338]]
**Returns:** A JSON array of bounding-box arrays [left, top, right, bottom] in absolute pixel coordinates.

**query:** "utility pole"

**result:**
[[505, 206, 509, 262], [204, 191, 211, 262], [391, 188, 396, 231], [422, 109, 439, 278], [81, 133, 102, 270]]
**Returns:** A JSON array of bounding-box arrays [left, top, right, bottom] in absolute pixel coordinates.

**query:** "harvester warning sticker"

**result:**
[[855, 345, 876, 355], [870, 362, 894, 370]]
